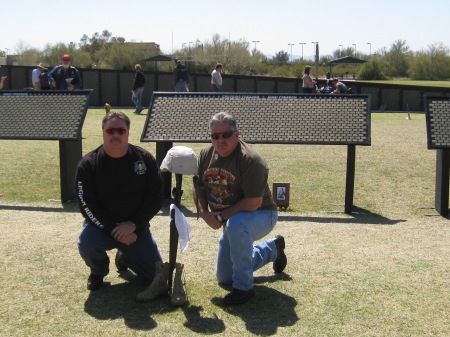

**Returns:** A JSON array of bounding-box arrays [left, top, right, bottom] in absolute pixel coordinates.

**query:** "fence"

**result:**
[[1, 65, 449, 111]]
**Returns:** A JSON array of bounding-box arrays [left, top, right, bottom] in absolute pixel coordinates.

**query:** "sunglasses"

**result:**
[[210, 131, 235, 140], [104, 127, 127, 135]]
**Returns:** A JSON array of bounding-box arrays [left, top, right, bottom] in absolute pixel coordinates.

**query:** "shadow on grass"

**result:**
[[84, 274, 226, 334], [278, 206, 407, 225], [211, 285, 298, 336], [83, 273, 294, 334]]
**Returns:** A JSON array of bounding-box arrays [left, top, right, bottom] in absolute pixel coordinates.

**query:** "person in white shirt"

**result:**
[[32, 63, 45, 90], [211, 63, 223, 92]]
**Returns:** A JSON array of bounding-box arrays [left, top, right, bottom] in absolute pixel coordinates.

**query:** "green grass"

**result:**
[[0, 110, 449, 336], [358, 79, 450, 87]]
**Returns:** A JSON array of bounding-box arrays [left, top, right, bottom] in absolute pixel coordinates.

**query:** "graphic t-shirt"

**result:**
[[198, 140, 276, 212]]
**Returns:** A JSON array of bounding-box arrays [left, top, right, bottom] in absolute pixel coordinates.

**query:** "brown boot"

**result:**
[[136, 262, 170, 302], [170, 262, 188, 306]]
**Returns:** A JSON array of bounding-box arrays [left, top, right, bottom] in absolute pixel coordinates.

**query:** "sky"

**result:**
[[2, 0, 449, 59]]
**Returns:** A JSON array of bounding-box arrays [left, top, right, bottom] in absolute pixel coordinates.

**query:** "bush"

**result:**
[[358, 60, 386, 80]]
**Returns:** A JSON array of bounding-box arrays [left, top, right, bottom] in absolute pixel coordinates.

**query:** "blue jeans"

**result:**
[[78, 220, 163, 282], [132, 87, 144, 111], [175, 81, 188, 92], [216, 209, 278, 291], [211, 84, 221, 92]]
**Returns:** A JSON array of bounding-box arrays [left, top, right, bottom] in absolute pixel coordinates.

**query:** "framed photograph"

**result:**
[[272, 182, 290, 210]]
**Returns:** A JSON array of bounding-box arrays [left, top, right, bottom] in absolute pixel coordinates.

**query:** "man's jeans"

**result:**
[[211, 84, 221, 92], [216, 209, 278, 291], [132, 86, 144, 111], [175, 81, 188, 92], [78, 221, 163, 282]]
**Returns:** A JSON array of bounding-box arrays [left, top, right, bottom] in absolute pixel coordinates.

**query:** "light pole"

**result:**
[[352, 44, 357, 57], [367, 42, 372, 56], [251, 40, 260, 51], [288, 43, 294, 63], [339, 44, 343, 56], [311, 42, 319, 79], [299, 43, 306, 64]]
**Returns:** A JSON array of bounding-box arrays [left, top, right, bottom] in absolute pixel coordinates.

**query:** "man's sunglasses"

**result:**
[[104, 127, 127, 135], [210, 131, 235, 140]]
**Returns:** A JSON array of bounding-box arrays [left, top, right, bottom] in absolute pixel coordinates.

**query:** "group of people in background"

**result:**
[[302, 64, 348, 94], [31, 54, 82, 91], [172, 58, 223, 93]]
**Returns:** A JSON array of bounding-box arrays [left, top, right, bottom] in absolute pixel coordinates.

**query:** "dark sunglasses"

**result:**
[[210, 131, 235, 140], [104, 127, 127, 135]]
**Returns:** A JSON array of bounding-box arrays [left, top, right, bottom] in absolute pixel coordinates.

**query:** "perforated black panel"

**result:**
[[0, 90, 92, 140], [141, 92, 371, 145], [425, 96, 450, 149]]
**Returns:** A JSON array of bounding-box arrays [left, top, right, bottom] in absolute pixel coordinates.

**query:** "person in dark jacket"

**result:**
[[172, 58, 190, 92], [76, 111, 164, 292], [48, 54, 82, 90], [132, 64, 145, 114]]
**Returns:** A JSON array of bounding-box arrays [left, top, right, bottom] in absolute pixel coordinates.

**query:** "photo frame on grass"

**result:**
[[273, 182, 290, 210]]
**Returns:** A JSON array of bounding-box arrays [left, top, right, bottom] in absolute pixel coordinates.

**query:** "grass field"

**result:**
[[0, 110, 448, 336], [358, 79, 450, 88]]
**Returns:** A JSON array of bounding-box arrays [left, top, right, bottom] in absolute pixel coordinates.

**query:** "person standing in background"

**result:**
[[32, 63, 46, 90], [38, 68, 51, 90], [302, 65, 316, 93], [211, 63, 223, 92], [172, 58, 190, 92], [0, 66, 6, 90], [48, 54, 82, 90], [132, 64, 145, 114]]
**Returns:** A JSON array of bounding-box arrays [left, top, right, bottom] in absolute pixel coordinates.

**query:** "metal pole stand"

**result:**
[[168, 173, 183, 292]]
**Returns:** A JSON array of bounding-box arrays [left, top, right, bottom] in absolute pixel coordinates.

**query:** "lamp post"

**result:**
[[288, 43, 294, 63], [299, 43, 306, 64], [352, 44, 357, 57], [311, 42, 319, 79], [339, 44, 343, 56], [251, 40, 260, 51], [367, 42, 372, 57]]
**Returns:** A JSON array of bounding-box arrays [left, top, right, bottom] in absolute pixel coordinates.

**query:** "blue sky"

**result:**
[[2, 0, 449, 59]]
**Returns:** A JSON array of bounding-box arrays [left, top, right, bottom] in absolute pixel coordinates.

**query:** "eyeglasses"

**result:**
[[104, 127, 127, 135], [210, 131, 235, 140]]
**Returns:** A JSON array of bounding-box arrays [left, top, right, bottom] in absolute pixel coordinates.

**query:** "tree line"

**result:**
[[3, 31, 450, 81]]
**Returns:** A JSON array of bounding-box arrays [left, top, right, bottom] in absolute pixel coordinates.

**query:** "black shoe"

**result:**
[[87, 274, 104, 291], [273, 235, 287, 273], [115, 250, 128, 272], [223, 288, 254, 305]]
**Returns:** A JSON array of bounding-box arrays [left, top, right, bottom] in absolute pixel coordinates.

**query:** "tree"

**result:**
[[273, 51, 289, 66], [358, 59, 386, 80], [409, 43, 450, 80], [380, 39, 412, 77]]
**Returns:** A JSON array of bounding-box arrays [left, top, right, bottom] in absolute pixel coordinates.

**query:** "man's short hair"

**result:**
[[209, 111, 237, 131], [215, 63, 223, 69], [102, 111, 131, 129]]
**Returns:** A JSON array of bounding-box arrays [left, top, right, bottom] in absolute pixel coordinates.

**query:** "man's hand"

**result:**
[[202, 211, 224, 230], [112, 221, 137, 245]]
